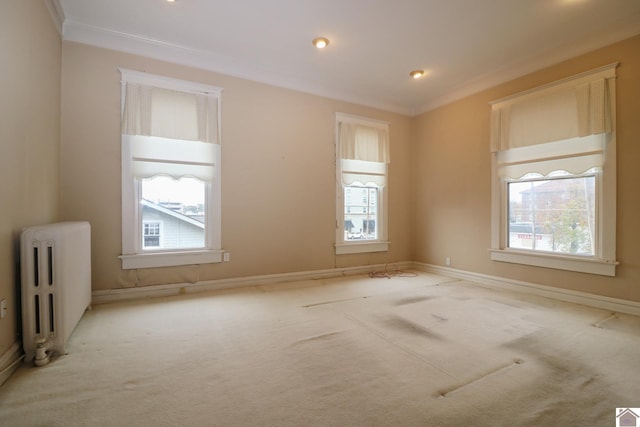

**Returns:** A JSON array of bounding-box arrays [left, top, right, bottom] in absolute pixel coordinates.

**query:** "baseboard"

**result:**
[[93, 261, 414, 304], [0, 342, 23, 387], [93, 261, 640, 316], [413, 262, 640, 316]]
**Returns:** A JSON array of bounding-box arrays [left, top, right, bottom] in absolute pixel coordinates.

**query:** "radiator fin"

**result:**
[[47, 245, 54, 286], [48, 293, 55, 333], [33, 247, 39, 287], [34, 295, 41, 335]]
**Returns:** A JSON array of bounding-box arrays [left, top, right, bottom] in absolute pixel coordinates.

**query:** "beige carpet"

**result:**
[[1, 271, 639, 426]]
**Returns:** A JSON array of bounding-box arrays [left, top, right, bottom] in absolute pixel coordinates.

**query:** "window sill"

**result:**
[[489, 248, 617, 276], [335, 241, 389, 255], [119, 249, 223, 269]]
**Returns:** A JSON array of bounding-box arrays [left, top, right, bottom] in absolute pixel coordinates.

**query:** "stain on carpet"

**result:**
[[500, 331, 625, 426], [431, 314, 448, 322], [381, 315, 446, 341], [394, 296, 436, 306], [290, 331, 343, 346]]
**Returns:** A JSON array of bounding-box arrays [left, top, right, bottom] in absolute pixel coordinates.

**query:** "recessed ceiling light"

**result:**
[[410, 70, 425, 79], [312, 37, 330, 49]]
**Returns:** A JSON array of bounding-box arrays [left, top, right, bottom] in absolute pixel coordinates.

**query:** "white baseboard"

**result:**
[[92, 261, 414, 304], [92, 260, 640, 316], [413, 262, 640, 316], [0, 342, 23, 387]]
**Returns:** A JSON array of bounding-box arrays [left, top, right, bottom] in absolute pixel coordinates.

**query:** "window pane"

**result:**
[[141, 176, 206, 250], [508, 176, 596, 255], [344, 186, 378, 241]]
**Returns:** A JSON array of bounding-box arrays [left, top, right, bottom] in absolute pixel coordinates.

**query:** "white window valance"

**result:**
[[122, 83, 219, 144], [120, 69, 222, 182], [490, 63, 617, 153], [123, 135, 217, 182], [496, 134, 605, 179], [340, 159, 387, 186], [336, 114, 390, 187], [338, 121, 390, 163]]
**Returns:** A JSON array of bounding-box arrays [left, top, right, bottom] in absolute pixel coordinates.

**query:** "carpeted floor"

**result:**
[[1, 271, 639, 426]]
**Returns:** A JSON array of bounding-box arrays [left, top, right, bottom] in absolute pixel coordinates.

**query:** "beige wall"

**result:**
[[0, 2, 61, 353], [413, 34, 640, 303], [3, 6, 638, 359], [60, 42, 413, 291]]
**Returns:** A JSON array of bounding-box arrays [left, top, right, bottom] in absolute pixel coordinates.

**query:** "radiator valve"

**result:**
[[34, 338, 52, 366]]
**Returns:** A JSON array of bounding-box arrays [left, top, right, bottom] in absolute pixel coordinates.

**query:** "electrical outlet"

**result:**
[[0, 299, 7, 319], [223, 252, 230, 262], [445, 257, 451, 266]]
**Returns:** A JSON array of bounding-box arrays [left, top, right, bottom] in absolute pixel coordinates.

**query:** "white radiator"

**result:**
[[20, 222, 92, 365]]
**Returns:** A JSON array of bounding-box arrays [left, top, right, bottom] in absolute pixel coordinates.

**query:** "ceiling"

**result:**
[[50, 0, 640, 116]]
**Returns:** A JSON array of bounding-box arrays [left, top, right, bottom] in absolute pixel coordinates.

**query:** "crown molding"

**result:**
[[62, 20, 413, 116], [58, 12, 640, 117], [44, 0, 64, 35], [413, 24, 640, 116]]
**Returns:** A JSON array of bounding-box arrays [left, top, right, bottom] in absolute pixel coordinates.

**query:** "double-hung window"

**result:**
[[335, 113, 390, 254], [490, 64, 618, 276], [119, 69, 223, 269], [143, 221, 162, 249]]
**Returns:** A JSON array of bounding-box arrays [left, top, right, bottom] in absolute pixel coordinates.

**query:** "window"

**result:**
[[344, 186, 378, 240], [508, 172, 596, 255], [490, 64, 618, 276], [143, 222, 161, 248], [141, 176, 205, 250], [118, 69, 223, 269], [335, 113, 390, 254]]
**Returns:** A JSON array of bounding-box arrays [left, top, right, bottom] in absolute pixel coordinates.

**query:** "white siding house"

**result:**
[[141, 200, 205, 250]]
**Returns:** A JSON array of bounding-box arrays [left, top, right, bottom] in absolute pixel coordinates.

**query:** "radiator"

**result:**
[[20, 222, 92, 365]]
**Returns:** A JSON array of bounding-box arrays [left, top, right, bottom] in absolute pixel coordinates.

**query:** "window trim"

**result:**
[[335, 113, 390, 255], [490, 153, 617, 276], [489, 66, 618, 276], [118, 69, 223, 270], [336, 184, 389, 254]]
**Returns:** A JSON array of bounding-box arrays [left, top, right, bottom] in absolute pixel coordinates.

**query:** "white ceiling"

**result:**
[[50, 0, 640, 116]]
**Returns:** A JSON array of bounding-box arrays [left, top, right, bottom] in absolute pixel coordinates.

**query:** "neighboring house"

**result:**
[[509, 177, 596, 254], [516, 178, 595, 226], [141, 199, 205, 250]]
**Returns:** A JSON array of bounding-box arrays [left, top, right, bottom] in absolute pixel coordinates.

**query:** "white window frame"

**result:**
[[335, 113, 390, 255], [118, 69, 223, 269], [489, 65, 618, 276]]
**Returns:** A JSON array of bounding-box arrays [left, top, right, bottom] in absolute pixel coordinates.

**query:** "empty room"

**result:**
[[1, 0, 640, 425]]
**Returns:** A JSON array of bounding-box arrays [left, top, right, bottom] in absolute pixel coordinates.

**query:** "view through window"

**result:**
[[507, 173, 596, 255], [141, 176, 205, 250], [344, 185, 378, 241]]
